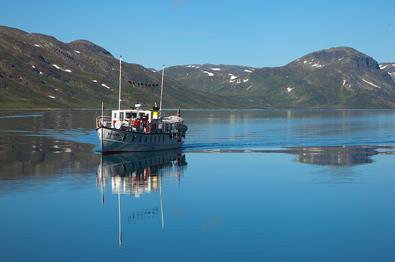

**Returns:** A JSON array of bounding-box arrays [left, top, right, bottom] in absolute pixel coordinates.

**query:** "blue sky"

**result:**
[[1, 0, 394, 69]]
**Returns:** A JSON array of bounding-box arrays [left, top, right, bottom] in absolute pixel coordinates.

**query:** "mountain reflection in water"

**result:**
[[96, 150, 187, 246], [194, 145, 395, 166], [0, 133, 99, 194], [289, 146, 380, 166]]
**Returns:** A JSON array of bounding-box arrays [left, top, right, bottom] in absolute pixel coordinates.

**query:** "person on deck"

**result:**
[[132, 118, 140, 129]]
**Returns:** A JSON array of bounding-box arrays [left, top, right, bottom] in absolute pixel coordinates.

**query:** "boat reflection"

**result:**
[[97, 150, 187, 196], [96, 150, 187, 246]]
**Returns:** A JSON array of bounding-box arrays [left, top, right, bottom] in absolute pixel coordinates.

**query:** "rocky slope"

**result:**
[[0, 25, 231, 109], [379, 63, 395, 81], [168, 47, 395, 108], [1, 25, 395, 109], [165, 64, 257, 93]]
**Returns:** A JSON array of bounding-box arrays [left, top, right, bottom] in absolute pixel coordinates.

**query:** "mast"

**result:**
[[100, 154, 104, 206], [159, 65, 165, 115], [101, 101, 104, 152], [118, 191, 122, 247], [118, 56, 122, 111], [159, 175, 165, 230]]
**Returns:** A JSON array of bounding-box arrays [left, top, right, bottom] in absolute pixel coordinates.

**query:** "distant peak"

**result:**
[[31, 33, 60, 42], [0, 25, 29, 35], [304, 46, 369, 59], [70, 39, 96, 45], [69, 40, 113, 57], [289, 46, 378, 70]]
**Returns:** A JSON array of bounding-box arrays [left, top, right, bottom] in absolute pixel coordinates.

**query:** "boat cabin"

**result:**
[[111, 104, 160, 131]]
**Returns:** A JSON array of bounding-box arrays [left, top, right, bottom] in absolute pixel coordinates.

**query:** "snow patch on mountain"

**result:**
[[186, 65, 200, 68], [362, 78, 380, 88], [202, 71, 214, 76], [101, 83, 111, 89], [52, 64, 72, 73], [312, 63, 324, 68]]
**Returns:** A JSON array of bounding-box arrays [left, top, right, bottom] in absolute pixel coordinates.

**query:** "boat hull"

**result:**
[[97, 127, 183, 153]]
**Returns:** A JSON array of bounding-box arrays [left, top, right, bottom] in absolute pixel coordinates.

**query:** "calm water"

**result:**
[[1, 109, 395, 261]]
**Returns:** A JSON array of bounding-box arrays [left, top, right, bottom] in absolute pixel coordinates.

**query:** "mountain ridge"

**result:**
[[167, 46, 395, 108], [0, 25, 234, 109], [1, 25, 395, 109]]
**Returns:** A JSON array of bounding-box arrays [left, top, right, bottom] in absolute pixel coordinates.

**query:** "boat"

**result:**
[[95, 57, 188, 153]]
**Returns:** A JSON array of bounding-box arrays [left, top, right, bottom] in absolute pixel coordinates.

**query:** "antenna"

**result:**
[[118, 56, 122, 111], [159, 65, 165, 115]]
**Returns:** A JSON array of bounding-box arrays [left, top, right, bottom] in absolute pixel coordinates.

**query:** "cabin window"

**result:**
[[126, 112, 131, 119], [120, 112, 124, 121], [113, 113, 117, 118]]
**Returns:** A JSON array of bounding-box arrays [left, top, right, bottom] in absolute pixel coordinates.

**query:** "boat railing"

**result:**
[[96, 116, 112, 128]]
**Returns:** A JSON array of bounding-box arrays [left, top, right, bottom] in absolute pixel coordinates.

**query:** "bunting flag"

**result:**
[[127, 80, 160, 88]]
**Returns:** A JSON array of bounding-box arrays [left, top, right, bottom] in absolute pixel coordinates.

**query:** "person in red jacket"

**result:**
[[132, 118, 140, 129]]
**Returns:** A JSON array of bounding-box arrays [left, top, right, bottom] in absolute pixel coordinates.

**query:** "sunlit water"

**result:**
[[1, 110, 395, 261]]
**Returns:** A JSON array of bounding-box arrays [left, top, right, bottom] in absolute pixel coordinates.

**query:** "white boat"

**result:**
[[96, 57, 187, 153]]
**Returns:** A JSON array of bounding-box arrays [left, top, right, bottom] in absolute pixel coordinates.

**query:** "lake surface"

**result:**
[[1, 109, 395, 261]]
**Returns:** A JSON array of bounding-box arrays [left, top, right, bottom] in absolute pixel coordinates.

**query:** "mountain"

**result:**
[[0, 25, 231, 109], [165, 64, 257, 93], [379, 63, 395, 81], [167, 47, 395, 108], [1, 25, 395, 109]]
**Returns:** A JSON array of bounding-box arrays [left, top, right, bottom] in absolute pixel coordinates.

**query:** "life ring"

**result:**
[[115, 121, 122, 129]]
